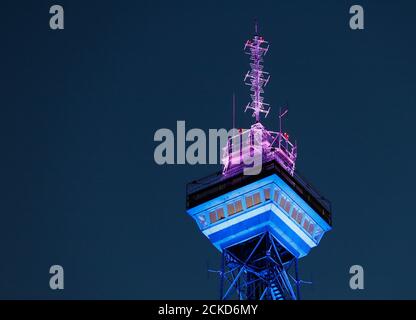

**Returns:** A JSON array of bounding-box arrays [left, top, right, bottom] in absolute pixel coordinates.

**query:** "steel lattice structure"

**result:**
[[219, 232, 301, 300], [244, 24, 271, 122]]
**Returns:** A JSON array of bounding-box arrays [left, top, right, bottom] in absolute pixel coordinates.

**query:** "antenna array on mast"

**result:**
[[244, 25, 271, 122]]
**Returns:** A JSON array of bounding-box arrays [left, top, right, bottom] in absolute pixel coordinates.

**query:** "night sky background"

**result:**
[[1, 0, 416, 299]]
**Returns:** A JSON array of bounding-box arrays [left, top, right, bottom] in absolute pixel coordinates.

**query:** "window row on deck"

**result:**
[[195, 183, 324, 243]]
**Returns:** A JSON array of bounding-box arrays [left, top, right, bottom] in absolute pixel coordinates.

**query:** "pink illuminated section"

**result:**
[[244, 27, 270, 122], [222, 25, 298, 176], [221, 123, 297, 176]]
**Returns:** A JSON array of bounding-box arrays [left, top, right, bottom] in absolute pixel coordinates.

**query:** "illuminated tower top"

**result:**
[[222, 24, 297, 177], [186, 23, 332, 300], [244, 22, 271, 122]]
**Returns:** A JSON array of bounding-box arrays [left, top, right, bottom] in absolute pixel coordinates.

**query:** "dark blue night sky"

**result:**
[[1, 0, 416, 299]]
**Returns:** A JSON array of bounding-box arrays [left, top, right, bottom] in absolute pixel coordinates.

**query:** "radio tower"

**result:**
[[186, 23, 332, 300]]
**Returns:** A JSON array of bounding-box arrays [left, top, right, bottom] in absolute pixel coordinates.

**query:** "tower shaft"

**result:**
[[220, 232, 298, 300]]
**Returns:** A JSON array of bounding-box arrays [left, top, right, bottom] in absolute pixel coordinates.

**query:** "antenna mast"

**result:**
[[244, 22, 271, 122], [232, 93, 236, 129]]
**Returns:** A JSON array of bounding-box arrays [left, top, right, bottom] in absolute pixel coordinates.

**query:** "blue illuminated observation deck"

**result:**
[[186, 159, 332, 259]]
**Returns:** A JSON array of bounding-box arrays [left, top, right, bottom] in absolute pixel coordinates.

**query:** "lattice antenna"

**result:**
[[244, 22, 271, 123]]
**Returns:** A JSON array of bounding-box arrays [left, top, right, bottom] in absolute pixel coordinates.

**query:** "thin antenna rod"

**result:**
[[279, 104, 289, 134], [279, 106, 289, 149], [232, 93, 236, 129]]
